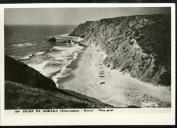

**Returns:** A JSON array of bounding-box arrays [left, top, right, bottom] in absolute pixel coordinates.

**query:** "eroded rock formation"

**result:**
[[70, 14, 171, 86]]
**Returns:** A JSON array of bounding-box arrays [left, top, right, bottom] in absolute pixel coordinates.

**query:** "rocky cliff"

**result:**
[[70, 14, 171, 86], [5, 55, 112, 109]]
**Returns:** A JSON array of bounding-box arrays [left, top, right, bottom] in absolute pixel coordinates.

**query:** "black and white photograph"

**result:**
[[0, 3, 176, 125]]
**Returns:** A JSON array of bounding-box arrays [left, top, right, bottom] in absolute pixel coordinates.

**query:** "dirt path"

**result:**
[[59, 46, 171, 108]]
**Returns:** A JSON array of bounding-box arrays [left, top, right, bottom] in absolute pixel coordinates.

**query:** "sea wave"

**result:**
[[52, 46, 70, 51], [19, 42, 84, 86], [19, 54, 33, 60], [54, 34, 83, 42], [49, 44, 83, 84], [20, 50, 47, 61], [35, 51, 46, 55], [51, 51, 80, 84], [13, 43, 36, 47], [28, 60, 49, 75]]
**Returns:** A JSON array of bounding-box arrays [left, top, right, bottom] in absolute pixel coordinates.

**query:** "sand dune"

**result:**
[[58, 46, 171, 108]]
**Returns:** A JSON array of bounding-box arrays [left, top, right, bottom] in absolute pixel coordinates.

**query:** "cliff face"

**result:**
[[70, 14, 171, 86], [5, 55, 112, 109]]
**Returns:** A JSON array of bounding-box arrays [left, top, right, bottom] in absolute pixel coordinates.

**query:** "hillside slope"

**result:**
[[70, 14, 171, 86], [5, 55, 112, 109]]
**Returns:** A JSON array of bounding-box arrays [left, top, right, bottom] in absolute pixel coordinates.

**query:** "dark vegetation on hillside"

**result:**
[[5, 55, 57, 91], [70, 14, 171, 86]]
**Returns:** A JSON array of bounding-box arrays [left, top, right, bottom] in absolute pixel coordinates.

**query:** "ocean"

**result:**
[[5, 25, 84, 87]]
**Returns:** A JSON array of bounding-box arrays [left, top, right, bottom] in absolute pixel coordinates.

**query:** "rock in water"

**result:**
[[70, 14, 171, 86], [48, 37, 56, 42]]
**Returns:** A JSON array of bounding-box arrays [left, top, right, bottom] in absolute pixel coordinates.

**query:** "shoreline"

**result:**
[[55, 46, 87, 88]]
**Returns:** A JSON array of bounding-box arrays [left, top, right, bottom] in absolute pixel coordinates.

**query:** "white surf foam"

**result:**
[[13, 43, 36, 47], [35, 51, 46, 55], [21, 41, 84, 87], [54, 34, 83, 42], [51, 45, 83, 84], [53, 46, 70, 51], [20, 54, 33, 60], [28, 60, 49, 75]]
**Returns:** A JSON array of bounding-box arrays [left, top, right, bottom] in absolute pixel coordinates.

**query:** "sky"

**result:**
[[4, 7, 170, 25]]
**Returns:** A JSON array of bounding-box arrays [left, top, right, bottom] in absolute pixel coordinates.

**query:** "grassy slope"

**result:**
[[5, 81, 111, 109]]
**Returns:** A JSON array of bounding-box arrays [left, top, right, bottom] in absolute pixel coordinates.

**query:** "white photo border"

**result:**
[[0, 3, 176, 126]]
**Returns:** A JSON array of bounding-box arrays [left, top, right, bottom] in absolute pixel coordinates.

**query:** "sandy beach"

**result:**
[[58, 45, 171, 108]]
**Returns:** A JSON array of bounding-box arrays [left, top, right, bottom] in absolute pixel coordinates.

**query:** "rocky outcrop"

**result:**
[[48, 37, 56, 42], [70, 14, 171, 86], [5, 55, 112, 109]]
